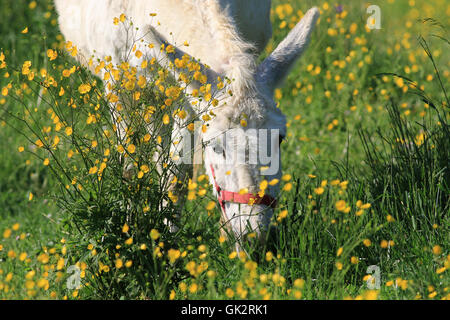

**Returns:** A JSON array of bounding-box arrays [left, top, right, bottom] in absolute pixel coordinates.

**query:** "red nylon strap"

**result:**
[[210, 165, 277, 211]]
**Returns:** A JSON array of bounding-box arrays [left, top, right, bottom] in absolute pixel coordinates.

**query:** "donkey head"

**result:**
[[202, 8, 320, 244]]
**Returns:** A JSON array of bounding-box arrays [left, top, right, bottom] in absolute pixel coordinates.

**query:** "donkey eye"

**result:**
[[213, 143, 224, 154], [212, 142, 226, 159]]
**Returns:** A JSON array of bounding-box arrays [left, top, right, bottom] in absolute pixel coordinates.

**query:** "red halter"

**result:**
[[209, 165, 277, 213]]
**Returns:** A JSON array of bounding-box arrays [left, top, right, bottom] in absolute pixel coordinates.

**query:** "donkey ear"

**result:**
[[257, 7, 319, 91]]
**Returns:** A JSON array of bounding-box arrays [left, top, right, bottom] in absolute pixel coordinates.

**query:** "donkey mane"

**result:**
[[194, 0, 266, 121]]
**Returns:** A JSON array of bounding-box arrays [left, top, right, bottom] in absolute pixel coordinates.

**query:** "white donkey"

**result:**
[[54, 0, 319, 245]]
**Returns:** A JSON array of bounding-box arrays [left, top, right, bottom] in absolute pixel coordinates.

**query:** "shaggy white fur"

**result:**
[[54, 0, 319, 243], [54, 0, 274, 120]]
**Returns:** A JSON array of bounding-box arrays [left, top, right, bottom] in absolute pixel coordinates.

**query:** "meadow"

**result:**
[[0, 0, 448, 300]]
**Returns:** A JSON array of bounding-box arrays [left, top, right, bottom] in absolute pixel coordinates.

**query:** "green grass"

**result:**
[[0, 0, 448, 300]]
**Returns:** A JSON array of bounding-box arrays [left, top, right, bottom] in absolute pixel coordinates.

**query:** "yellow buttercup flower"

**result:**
[[115, 259, 123, 269], [78, 83, 91, 94], [314, 187, 324, 195], [432, 245, 442, 255], [47, 49, 58, 61], [150, 229, 160, 240], [3, 228, 12, 239], [206, 201, 216, 211], [127, 144, 136, 154], [65, 127, 73, 136], [168, 249, 181, 264], [163, 114, 170, 125]]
